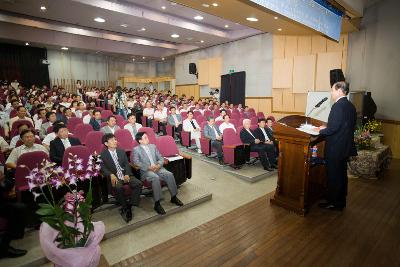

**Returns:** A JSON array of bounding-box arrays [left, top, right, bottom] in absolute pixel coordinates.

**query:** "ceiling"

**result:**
[[0, 0, 365, 59]]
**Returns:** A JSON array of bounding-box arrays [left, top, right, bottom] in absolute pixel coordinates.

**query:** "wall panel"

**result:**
[[272, 89, 284, 111], [315, 52, 342, 91], [284, 36, 298, 58], [208, 57, 222, 88], [292, 55, 316, 93], [198, 59, 209, 85], [311, 35, 327, 54], [294, 93, 308, 113], [272, 58, 293, 88], [273, 35, 285, 59], [297, 36, 312, 56], [282, 89, 295, 112]]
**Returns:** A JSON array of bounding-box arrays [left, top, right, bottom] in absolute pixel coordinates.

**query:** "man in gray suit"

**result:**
[[133, 132, 183, 215], [167, 106, 182, 140], [203, 117, 224, 165], [100, 115, 120, 134], [39, 111, 57, 139]]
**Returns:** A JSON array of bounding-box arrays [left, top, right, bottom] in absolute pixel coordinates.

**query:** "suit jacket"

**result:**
[[100, 125, 120, 134], [49, 137, 81, 165], [319, 97, 357, 160], [203, 124, 222, 141], [167, 114, 182, 126], [240, 128, 256, 145], [100, 148, 133, 178], [132, 144, 164, 176], [89, 118, 102, 131], [254, 127, 273, 143]]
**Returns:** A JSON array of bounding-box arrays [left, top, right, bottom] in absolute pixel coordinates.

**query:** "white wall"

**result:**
[[175, 33, 273, 97], [346, 0, 400, 120]]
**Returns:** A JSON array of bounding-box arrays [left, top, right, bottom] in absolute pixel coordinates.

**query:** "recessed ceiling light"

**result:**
[[170, 2, 177, 5], [162, 57, 165, 61], [120, 24, 128, 27], [171, 34, 180, 38], [138, 27, 146, 31], [200, 40, 204, 43], [194, 15, 204, 20], [61, 47, 68, 50], [142, 56, 146, 59], [246, 17, 258, 22], [186, 37, 193, 41], [40, 6, 46, 11], [132, 58, 135, 62], [212, 3, 219, 7], [25, 42, 29, 46], [274, 16, 278, 20], [161, 6, 166, 10], [277, 28, 282, 31], [202, 3, 210, 7], [94, 17, 105, 23], [224, 24, 229, 28]]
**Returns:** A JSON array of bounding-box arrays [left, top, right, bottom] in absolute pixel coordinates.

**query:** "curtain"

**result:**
[[220, 71, 246, 105], [0, 43, 50, 88]]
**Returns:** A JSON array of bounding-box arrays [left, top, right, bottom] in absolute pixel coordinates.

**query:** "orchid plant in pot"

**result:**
[[25, 153, 105, 267]]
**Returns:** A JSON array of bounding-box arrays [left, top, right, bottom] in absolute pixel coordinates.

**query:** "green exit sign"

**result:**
[[229, 69, 235, 74]]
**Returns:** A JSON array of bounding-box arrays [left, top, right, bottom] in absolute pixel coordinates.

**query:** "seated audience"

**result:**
[[153, 104, 168, 135], [101, 115, 120, 134], [74, 101, 86, 118], [0, 135, 10, 153], [33, 108, 47, 131], [10, 123, 39, 149], [89, 109, 103, 131], [49, 124, 81, 166], [239, 119, 276, 172], [219, 115, 236, 133], [167, 106, 182, 139], [6, 129, 48, 169], [142, 102, 154, 127], [8, 106, 34, 135], [133, 132, 183, 215], [0, 170, 28, 259], [82, 108, 93, 124], [42, 121, 67, 150], [183, 111, 202, 153], [60, 107, 74, 125], [215, 109, 227, 122], [203, 117, 224, 165], [254, 118, 276, 156], [124, 113, 142, 140], [100, 134, 142, 223], [39, 111, 57, 139]]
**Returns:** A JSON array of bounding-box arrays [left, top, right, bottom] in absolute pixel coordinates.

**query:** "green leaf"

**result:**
[[36, 207, 56, 216]]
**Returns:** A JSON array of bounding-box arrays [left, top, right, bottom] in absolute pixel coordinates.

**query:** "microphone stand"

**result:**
[[305, 106, 317, 125]]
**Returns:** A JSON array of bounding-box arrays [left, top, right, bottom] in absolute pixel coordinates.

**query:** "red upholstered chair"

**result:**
[[11, 120, 34, 137], [222, 128, 248, 168], [0, 126, 5, 138], [96, 107, 104, 112], [67, 117, 83, 133], [152, 119, 160, 133], [15, 137, 41, 147], [114, 115, 125, 125], [141, 116, 148, 127], [138, 127, 157, 144], [193, 111, 202, 118], [118, 120, 128, 128], [180, 112, 187, 120], [257, 112, 265, 119], [62, 145, 91, 170], [115, 129, 134, 152], [46, 126, 54, 134], [100, 122, 107, 128], [215, 120, 223, 128], [196, 115, 206, 124], [74, 123, 93, 144], [9, 109, 18, 119], [230, 119, 238, 128], [200, 122, 213, 156], [165, 124, 175, 138], [85, 131, 104, 154], [250, 124, 258, 131], [189, 107, 195, 111], [82, 111, 89, 118], [267, 115, 276, 122], [248, 108, 256, 113], [250, 117, 258, 125], [231, 113, 240, 121], [203, 110, 212, 118], [101, 110, 113, 120], [213, 109, 220, 117], [15, 151, 49, 201]]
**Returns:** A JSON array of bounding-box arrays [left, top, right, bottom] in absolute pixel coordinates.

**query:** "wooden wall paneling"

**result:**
[[327, 38, 342, 52], [258, 98, 273, 116], [340, 34, 348, 50], [272, 89, 284, 111], [297, 36, 312, 56], [284, 36, 298, 58], [292, 55, 316, 93], [311, 36, 327, 54], [194, 84, 200, 100], [342, 50, 348, 73], [315, 52, 342, 91], [272, 58, 293, 89], [381, 122, 400, 159], [282, 89, 295, 112], [245, 99, 259, 112], [208, 57, 222, 88], [273, 35, 285, 59], [293, 93, 308, 113], [198, 59, 209, 85]]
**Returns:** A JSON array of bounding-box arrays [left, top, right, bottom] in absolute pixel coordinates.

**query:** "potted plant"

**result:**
[[25, 153, 105, 267]]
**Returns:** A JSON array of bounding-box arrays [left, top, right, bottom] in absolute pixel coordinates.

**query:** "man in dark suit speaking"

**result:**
[[314, 81, 357, 210]]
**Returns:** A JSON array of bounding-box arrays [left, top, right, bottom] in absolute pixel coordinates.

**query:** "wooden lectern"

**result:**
[[270, 115, 327, 215]]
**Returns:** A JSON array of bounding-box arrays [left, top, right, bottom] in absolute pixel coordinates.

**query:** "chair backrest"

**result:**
[[84, 131, 104, 154], [257, 112, 265, 118], [267, 115, 276, 122], [118, 120, 128, 128], [11, 120, 34, 137], [248, 108, 256, 113], [15, 151, 49, 190], [222, 128, 242, 146], [101, 110, 113, 120], [115, 129, 134, 151], [62, 145, 91, 170], [237, 126, 244, 134], [196, 115, 206, 124], [250, 117, 258, 125], [230, 119, 238, 128], [231, 113, 240, 120], [203, 110, 212, 118], [15, 137, 41, 147], [9, 109, 18, 119], [74, 123, 94, 144], [215, 120, 223, 128], [138, 127, 157, 144], [67, 117, 83, 133], [193, 111, 202, 118], [250, 124, 258, 130], [156, 136, 179, 157], [114, 115, 125, 125], [82, 111, 89, 118], [46, 126, 54, 134]]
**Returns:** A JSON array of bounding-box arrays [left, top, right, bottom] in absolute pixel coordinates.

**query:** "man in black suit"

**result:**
[[100, 134, 142, 222], [89, 109, 103, 131], [240, 119, 277, 171], [315, 81, 357, 210], [49, 123, 81, 165], [254, 118, 278, 158]]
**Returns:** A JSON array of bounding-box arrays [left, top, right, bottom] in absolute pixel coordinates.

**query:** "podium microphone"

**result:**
[[305, 97, 329, 125]]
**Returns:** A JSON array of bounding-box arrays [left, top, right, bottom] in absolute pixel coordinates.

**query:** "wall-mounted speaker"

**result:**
[[330, 69, 345, 87], [189, 63, 197, 74]]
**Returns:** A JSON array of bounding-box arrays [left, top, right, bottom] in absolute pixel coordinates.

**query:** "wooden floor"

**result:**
[[114, 160, 400, 267]]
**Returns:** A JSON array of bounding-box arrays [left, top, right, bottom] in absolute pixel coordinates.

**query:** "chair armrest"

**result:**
[[129, 162, 140, 170], [179, 152, 192, 159]]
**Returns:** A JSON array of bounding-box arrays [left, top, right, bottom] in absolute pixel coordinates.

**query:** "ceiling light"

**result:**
[[194, 15, 204, 20], [142, 56, 146, 59], [186, 37, 193, 41], [120, 24, 128, 27], [132, 58, 135, 62], [25, 42, 29, 46], [200, 40, 204, 43], [161, 6, 166, 10], [277, 28, 282, 31], [162, 57, 165, 61], [137, 27, 146, 31], [61, 47, 68, 50], [170, 2, 177, 5], [246, 17, 258, 22], [274, 16, 278, 20], [40, 6, 46, 11], [212, 3, 219, 7], [224, 24, 229, 28], [94, 17, 105, 23], [202, 3, 210, 7], [171, 34, 180, 38]]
